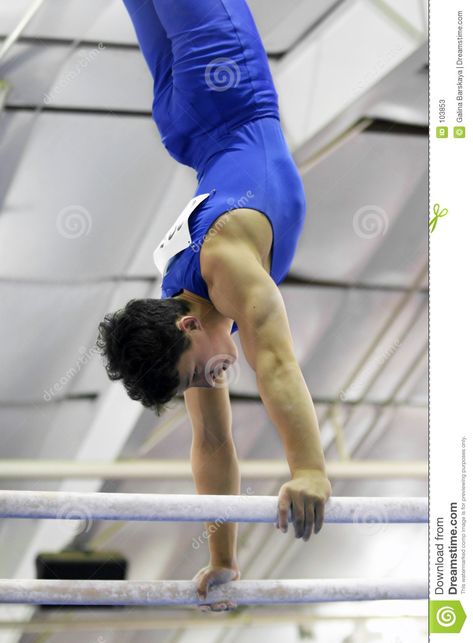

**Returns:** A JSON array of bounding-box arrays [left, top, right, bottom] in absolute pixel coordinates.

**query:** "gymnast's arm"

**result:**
[[184, 385, 240, 568], [204, 242, 331, 537]]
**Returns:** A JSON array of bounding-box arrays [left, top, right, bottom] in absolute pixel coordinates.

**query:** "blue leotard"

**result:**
[[123, 0, 306, 333]]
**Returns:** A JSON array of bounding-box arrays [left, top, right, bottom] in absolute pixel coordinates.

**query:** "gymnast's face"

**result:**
[[175, 315, 238, 392]]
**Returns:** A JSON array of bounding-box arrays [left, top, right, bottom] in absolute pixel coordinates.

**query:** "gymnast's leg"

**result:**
[[147, 0, 278, 134], [122, 0, 278, 166], [122, 0, 172, 97]]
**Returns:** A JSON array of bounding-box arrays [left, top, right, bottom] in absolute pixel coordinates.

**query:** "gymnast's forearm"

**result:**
[[256, 356, 327, 478], [190, 437, 241, 567]]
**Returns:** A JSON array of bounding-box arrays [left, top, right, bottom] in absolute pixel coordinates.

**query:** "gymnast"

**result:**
[[97, 0, 331, 611]]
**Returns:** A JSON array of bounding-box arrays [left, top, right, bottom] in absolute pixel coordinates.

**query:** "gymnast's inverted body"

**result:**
[[98, 0, 331, 611]]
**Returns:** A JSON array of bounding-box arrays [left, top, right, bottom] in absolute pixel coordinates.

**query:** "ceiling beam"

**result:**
[[0, 459, 427, 480]]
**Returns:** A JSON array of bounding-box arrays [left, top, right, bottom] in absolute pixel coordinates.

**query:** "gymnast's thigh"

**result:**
[[122, 0, 172, 95], [151, 0, 278, 134]]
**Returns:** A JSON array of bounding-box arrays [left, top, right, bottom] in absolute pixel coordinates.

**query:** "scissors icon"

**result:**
[[429, 203, 448, 233]]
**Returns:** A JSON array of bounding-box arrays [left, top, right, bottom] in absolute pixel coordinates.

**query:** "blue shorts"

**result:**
[[123, 0, 307, 332]]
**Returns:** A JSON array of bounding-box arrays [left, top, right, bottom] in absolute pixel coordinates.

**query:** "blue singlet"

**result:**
[[123, 0, 307, 333]]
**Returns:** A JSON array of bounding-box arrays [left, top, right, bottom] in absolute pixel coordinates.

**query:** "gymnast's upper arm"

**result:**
[[204, 243, 295, 371]]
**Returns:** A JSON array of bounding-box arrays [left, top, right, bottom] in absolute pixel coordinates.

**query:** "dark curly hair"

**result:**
[[97, 297, 192, 415]]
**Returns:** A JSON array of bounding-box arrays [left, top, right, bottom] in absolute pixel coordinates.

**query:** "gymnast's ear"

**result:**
[[177, 315, 201, 332]]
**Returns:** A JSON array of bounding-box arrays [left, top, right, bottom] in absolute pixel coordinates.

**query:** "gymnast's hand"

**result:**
[[193, 562, 241, 612], [277, 469, 332, 541]]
